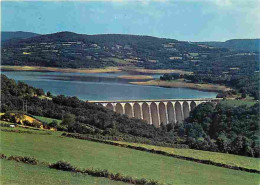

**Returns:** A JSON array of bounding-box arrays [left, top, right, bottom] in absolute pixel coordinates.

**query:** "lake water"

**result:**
[[2, 71, 217, 101]]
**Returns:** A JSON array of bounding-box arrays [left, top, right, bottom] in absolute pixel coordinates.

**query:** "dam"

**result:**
[[89, 98, 219, 127]]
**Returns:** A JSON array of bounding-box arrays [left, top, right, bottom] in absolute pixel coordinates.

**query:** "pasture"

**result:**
[[33, 115, 62, 124], [113, 141, 260, 171], [220, 99, 257, 107], [1, 160, 127, 185], [0, 128, 259, 185]]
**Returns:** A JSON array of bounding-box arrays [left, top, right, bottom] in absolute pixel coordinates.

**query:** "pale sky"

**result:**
[[1, 0, 260, 41]]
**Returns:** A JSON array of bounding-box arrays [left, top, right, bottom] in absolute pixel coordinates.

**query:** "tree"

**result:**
[[216, 133, 230, 153], [49, 120, 58, 128], [47, 91, 52, 97], [61, 114, 76, 127], [36, 89, 45, 96]]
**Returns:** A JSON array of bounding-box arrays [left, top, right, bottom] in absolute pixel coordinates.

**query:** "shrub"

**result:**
[[0, 153, 7, 159], [7, 156, 39, 165], [49, 161, 76, 171]]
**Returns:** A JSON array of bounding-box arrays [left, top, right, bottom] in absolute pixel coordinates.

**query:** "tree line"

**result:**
[[160, 72, 259, 100]]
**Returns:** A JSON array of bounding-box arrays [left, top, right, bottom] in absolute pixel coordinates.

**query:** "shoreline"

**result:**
[[1, 65, 192, 75], [122, 68, 193, 74], [130, 80, 230, 92], [1, 66, 122, 74], [118, 75, 154, 80]]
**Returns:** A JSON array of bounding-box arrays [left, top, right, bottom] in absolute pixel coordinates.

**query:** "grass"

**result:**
[[102, 57, 130, 65], [0, 160, 127, 185], [1, 65, 121, 73], [112, 141, 260, 171], [0, 120, 14, 125], [33, 115, 62, 124], [130, 79, 230, 92], [220, 99, 257, 107], [1, 128, 259, 185], [0, 126, 54, 135]]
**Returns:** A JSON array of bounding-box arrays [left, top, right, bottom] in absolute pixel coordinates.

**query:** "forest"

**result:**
[[177, 102, 259, 157], [1, 74, 259, 157]]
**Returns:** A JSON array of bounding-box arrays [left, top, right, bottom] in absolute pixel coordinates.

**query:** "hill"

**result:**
[[1, 127, 259, 185], [1, 31, 40, 42], [2, 31, 258, 74], [196, 39, 260, 52]]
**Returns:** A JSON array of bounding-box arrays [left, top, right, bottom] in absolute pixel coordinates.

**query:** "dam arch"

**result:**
[[190, 101, 196, 111], [106, 103, 114, 111], [150, 102, 160, 127], [183, 101, 190, 120], [175, 101, 183, 124], [142, 103, 151, 124], [159, 102, 167, 126], [133, 103, 142, 119], [125, 103, 133, 117], [115, 103, 124, 114], [167, 102, 176, 124]]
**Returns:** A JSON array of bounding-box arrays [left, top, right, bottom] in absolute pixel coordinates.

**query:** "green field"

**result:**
[[1, 160, 127, 185], [1, 128, 259, 185], [0, 120, 14, 125], [220, 99, 257, 107], [33, 115, 62, 124], [113, 141, 260, 170]]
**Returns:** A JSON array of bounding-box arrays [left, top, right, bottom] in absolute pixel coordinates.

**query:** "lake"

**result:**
[[1, 71, 217, 101]]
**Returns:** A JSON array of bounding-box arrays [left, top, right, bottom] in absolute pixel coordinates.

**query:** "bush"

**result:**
[[0, 153, 7, 159], [49, 120, 58, 128], [7, 156, 39, 165], [23, 120, 31, 126], [49, 161, 76, 171]]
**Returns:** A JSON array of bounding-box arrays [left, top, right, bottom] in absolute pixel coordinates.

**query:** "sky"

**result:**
[[1, 0, 260, 41]]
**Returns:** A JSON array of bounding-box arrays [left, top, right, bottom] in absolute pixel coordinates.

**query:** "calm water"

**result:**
[[2, 71, 217, 101]]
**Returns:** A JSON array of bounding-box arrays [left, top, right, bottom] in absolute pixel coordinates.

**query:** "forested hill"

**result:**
[[1, 31, 40, 42], [196, 39, 260, 52], [1, 31, 259, 74]]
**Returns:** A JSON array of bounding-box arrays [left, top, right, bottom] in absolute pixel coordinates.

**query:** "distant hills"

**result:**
[[196, 39, 260, 52], [1, 31, 259, 74], [1, 31, 40, 42], [2, 31, 259, 52]]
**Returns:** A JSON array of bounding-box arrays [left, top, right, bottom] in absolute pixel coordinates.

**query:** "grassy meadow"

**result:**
[[33, 115, 62, 124], [130, 79, 230, 92], [1, 160, 127, 185], [220, 99, 257, 107], [113, 141, 260, 170], [1, 127, 259, 185]]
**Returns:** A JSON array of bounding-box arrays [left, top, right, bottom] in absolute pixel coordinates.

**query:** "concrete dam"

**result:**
[[89, 98, 219, 128]]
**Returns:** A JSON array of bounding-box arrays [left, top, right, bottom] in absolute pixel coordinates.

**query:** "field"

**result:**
[[113, 141, 260, 170], [220, 99, 257, 107], [33, 115, 62, 124], [1, 127, 259, 185], [1, 160, 127, 185], [130, 79, 230, 92], [102, 57, 131, 65]]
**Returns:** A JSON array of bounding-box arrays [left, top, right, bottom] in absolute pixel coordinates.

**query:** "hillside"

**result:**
[[1, 127, 259, 185], [1, 31, 40, 42], [2, 31, 259, 74], [196, 39, 260, 52]]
